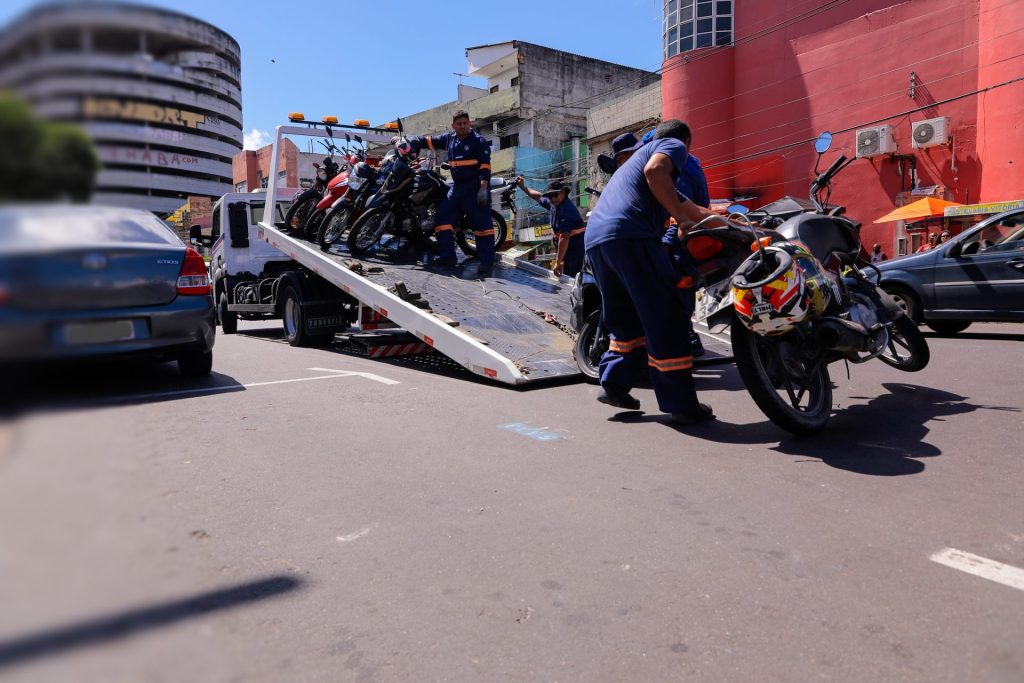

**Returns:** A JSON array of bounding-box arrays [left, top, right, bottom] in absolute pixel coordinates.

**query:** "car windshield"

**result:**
[[0, 208, 181, 253]]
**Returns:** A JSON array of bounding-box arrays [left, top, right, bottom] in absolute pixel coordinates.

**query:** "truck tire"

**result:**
[[178, 349, 213, 377], [219, 292, 238, 334], [280, 284, 332, 347]]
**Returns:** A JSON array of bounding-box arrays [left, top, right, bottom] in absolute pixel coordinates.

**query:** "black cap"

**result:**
[[542, 180, 570, 198]]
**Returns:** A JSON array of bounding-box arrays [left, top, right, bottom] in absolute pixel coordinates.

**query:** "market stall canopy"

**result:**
[[874, 197, 962, 223]]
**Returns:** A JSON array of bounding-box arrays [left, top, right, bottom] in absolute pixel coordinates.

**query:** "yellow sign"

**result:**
[[83, 97, 206, 129], [944, 200, 1024, 217]]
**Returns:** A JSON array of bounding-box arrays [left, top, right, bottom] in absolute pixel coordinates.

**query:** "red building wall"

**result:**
[[663, 0, 1024, 253], [232, 139, 299, 192]]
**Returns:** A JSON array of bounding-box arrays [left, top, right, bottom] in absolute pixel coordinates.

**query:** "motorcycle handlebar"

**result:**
[[815, 154, 847, 187]]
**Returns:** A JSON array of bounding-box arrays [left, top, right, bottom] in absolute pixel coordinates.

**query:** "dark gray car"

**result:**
[[0, 205, 216, 375], [877, 208, 1024, 335]]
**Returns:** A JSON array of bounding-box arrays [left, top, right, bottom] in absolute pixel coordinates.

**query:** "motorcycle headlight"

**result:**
[[347, 177, 363, 190]]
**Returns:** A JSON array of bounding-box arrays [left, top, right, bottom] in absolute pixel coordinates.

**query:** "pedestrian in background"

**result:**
[[516, 177, 586, 277]]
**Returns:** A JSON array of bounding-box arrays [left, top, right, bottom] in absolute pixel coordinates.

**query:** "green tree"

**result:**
[[0, 93, 99, 202]]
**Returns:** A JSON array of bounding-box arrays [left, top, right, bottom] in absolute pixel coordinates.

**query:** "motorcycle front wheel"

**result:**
[[318, 206, 353, 252], [303, 209, 326, 241], [455, 211, 508, 257], [284, 196, 317, 236], [347, 208, 394, 255], [573, 309, 606, 383], [731, 317, 832, 434], [878, 314, 930, 372]]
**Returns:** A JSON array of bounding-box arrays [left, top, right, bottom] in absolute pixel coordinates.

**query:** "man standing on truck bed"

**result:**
[[410, 110, 495, 276]]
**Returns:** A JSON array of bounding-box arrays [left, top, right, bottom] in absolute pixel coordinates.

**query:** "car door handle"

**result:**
[[1008, 258, 1024, 271]]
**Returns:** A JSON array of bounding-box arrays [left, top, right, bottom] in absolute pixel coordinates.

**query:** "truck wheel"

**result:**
[[456, 211, 508, 257], [280, 284, 332, 347], [178, 349, 213, 377], [219, 292, 238, 334]]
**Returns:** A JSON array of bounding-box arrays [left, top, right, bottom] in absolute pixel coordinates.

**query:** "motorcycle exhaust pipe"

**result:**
[[815, 318, 867, 353]]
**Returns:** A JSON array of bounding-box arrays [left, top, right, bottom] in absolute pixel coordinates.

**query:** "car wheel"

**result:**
[[926, 320, 972, 335], [883, 286, 922, 324], [178, 349, 213, 377]]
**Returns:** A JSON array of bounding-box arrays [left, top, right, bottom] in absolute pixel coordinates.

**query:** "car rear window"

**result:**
[[0, 208, 182, 252]]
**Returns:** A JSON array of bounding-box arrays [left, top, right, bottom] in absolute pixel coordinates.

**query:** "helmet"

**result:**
[[731, 242, 832, 335], [394, 137, 418, 160]]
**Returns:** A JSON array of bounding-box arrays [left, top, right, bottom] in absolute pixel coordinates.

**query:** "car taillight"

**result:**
[[176, 247, 211, 295]]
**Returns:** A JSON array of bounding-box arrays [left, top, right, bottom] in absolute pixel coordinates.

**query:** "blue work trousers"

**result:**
[[434, 185, 495, 267], [587, 238, 699, 414]]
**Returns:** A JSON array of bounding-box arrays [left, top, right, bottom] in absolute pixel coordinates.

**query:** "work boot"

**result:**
[[669, 403, 715, 426], [597, 387, 641, 411], [427, 255, 457, 268], [477, 264, 493, 279]]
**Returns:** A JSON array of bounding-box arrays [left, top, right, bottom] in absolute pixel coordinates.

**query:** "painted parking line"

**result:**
[[306, 367, 401, 385], [930, 547, 1024, 592]]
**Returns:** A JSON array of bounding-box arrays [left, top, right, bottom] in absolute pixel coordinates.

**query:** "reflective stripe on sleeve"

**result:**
[[435, 224, 454, 233]]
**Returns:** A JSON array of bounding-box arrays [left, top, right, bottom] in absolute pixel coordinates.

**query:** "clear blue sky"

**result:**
[[2, 0, 664, 147]]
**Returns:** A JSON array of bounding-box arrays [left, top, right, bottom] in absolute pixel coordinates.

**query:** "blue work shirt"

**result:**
[[675, 154, 710, 208], [412, 130, 491, 189], [538, 195, 585, 236], [584, 138, 689, 249]]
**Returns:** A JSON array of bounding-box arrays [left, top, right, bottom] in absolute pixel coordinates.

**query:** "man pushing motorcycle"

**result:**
[[408, 109, 495, 276]]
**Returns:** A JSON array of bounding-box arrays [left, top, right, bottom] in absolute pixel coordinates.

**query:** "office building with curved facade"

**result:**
[[0, 1, 243, 216]]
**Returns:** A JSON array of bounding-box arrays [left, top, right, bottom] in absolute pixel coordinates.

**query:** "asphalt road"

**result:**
[[1, 321, 1022, 682]]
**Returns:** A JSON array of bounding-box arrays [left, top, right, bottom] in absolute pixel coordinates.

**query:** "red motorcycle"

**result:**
[[300, 133, 367, 241]]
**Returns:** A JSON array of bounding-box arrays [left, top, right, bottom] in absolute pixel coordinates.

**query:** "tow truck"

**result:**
[[194, 116, 580, 385]]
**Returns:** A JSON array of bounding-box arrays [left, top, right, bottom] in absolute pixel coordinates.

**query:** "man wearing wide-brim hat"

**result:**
[[516, 177, 587, 277]]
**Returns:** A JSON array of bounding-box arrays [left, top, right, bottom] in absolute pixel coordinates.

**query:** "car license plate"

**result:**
[[64, 320, 136, 345]]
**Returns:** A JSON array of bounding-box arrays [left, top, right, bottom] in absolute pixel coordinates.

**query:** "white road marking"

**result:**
[[336, 528, 371, 543], [306, 367, 401, 385], [930, 547, 1024, 592]]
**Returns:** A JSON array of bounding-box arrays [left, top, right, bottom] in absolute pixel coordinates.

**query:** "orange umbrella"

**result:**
[[873, 197, 963, 223]]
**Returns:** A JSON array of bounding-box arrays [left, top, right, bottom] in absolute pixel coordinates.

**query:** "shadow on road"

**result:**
[[923, 328, 1024, 342], [638, 383, 1017, 476], [0, 358, 245, 419], [0, 575, 302, 670]]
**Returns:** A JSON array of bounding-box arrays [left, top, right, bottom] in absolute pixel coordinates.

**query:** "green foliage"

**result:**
[[0, 93, 99, 202]]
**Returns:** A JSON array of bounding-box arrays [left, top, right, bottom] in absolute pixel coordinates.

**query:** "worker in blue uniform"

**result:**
[[584, 119, 726, 425], [410, 109, 495, 275], [515, 178, 586, 277]]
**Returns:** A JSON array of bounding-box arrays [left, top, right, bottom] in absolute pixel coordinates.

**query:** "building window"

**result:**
[[510, 75, 520, 87], [490, 84, 500, 94], [664, 0, 732, 59], [235, 181, 246, 192], [500, 133, 519, 150]]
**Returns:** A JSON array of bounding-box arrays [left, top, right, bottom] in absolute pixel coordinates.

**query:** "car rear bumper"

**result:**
[[0, 295, 215, 362]]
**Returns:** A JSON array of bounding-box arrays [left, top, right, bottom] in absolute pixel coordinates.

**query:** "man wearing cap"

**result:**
[[584, 119, 726, 426], [409, 109, 495, 276], [516, 177, 586, 277], [596, 132, 645, 177]]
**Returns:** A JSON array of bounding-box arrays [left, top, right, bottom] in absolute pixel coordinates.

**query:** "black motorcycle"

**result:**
[[316, 156, 385, 252], [346, 142, 511, 258]]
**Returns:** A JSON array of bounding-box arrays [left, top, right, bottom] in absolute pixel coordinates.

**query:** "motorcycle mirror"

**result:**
[[344, 133, 351, 143], [814, 131, 833, 154], [597, 153, 619, 175], [396, 117, 404, 134], [727, 204, 749, 215], [326, 127, 333, 138], [354, 135, 363, 144]]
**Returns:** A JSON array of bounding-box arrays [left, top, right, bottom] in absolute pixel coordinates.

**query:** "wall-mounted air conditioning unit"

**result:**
[[855, 125, 896, 158], [912, 117, 950, 149]]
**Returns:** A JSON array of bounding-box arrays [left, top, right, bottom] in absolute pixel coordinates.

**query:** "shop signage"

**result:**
[[83, 97, 206, 129], [945, 200, 1024, 217]]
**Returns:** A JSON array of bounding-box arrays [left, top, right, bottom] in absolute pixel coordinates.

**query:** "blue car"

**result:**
[[0, 205, 216, 375], [877, 208, 1024, 335]]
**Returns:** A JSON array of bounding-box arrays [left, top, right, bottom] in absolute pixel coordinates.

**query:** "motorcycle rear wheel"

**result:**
[[731, 317, 832, 434], [347, 208, 393, 255], [878, 315, 930, 371], [573, 310, 606, 383], [455, 211, 508, 257], [318, 206, 353, 252], [303, 209, 326, 241]]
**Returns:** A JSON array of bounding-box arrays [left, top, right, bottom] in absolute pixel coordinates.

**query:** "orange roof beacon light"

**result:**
[[383, 121, 399, 130], [322, 116, 339, 124], [288, 112, 305, 122], [353, 119, 370, 127]]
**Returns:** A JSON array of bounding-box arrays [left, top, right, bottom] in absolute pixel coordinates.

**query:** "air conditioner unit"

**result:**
[[912, 117, 950, 149], [855, 125, 896, 158]]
